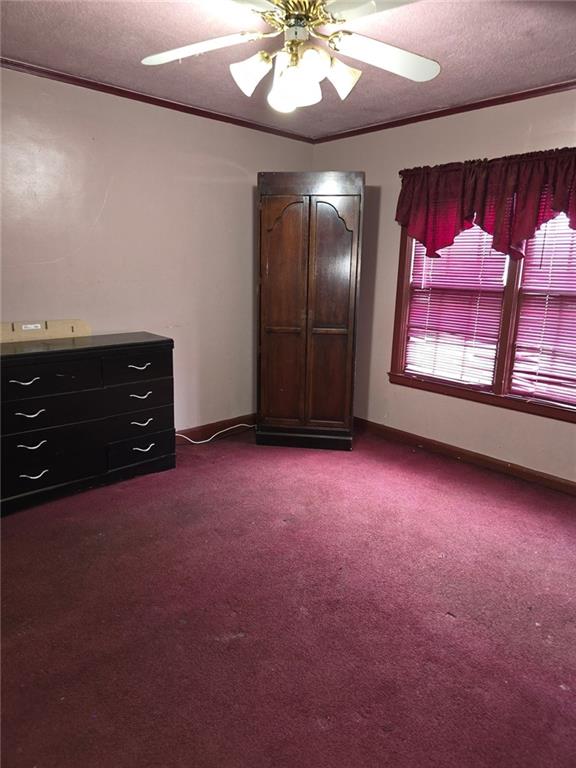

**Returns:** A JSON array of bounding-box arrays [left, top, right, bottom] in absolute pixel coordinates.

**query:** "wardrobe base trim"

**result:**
[[255, 427, 353, 451]]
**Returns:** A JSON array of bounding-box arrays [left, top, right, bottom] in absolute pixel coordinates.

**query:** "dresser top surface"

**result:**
[[1, 332, 173, 359]]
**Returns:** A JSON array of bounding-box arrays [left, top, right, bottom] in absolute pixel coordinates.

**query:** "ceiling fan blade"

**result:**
[[228, 0, 276, 9], [325, 0, 418, 22], [141, 32, 262, 66], [330, 32, 440, 81]]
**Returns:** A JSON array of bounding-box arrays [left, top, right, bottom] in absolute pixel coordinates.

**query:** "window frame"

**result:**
[[389, 228, 576, 424]]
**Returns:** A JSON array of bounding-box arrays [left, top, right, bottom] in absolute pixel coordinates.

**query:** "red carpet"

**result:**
[[2, 431, 575, 767]]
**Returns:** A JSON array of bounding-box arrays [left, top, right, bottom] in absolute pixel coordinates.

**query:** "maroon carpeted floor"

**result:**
[[2, 431, 575, 768]]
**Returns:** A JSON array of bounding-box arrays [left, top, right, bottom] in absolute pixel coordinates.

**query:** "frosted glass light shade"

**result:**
[[327, 56, 362, 100], [299, 46, 331, 82], [267, 51, 322, 113], [230, 51, 272, 96], [267, 87, 296, 113], [267, 51, 295, 113]]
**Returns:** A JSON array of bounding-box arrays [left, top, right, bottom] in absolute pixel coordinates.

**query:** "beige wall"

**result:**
[[313, 92, 576, 480], [2, 71, 574, 479], [1, 69, 312, 432]]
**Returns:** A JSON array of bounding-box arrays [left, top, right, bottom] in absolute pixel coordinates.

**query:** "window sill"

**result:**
[[388, 372, 576, 424]]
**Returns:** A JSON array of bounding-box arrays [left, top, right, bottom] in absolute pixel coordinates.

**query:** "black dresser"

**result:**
[[1, 332, 175, 512]]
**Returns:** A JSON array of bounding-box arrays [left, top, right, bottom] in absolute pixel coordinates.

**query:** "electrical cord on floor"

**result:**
[[175, 423, 256, 445]]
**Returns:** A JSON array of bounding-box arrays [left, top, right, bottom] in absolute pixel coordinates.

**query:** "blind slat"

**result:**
[[510, 214, 576, 405], [404, 214, 575, 405], [406, 226, 506, 386]]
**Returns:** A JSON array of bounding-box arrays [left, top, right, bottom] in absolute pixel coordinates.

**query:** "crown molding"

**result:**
[[314, 79, 576, 143], [2, 57, 575, 145], [0, 58, 314, 144]]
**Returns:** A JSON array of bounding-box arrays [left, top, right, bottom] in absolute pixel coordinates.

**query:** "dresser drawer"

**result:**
[[1, 434, 105, 498], [2, 390, 105, 434], [101, 405, 174, 441], [108, 430, 175, 470], [104, 378, 174, 415], [102, 348, 173, 385], [2, 379, 174, 435], [2, 425, 103, 467], [3, 358, 102, 401], [2, 462, 99, 499]]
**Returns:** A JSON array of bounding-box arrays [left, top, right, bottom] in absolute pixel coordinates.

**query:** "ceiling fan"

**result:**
[[141, 0, 440, 113]]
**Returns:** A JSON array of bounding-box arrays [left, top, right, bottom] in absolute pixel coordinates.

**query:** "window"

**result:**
[[511, 215, 576, 406], [390, 214, 576, 422], [405, 226, 507, 387]]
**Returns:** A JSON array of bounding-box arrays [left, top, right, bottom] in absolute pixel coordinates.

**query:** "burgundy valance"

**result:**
[[395, 147, 576, 259]]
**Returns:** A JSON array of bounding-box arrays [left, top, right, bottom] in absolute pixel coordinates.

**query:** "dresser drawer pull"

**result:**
[[128, 362, 152, 370], [131, 418, 154, 427], [132, 443, 156, 453], [9, 377, 40, 386], [129, 391, 152, 400], [17, 439, 48, 451], [19, 469, 49, 481], [14, 409, 46, 419]]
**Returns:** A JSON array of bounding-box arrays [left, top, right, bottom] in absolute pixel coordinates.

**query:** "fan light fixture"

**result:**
[[141, 1, 440, 114], [230, 51, 273, 96], [268, 50, 321, 112]]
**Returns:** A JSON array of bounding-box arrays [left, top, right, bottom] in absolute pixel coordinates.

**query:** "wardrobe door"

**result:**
[[259, 196, 309, 425], [306, 195, 360, 428]]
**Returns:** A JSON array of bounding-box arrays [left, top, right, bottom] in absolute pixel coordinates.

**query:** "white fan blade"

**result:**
[[228, 0, 275, 10], [142, 32, 262, 66], [325, 0, 418, 22], [331, 32, 440, 81]]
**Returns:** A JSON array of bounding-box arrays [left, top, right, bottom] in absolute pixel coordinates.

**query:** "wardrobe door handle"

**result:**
[[14, 409, 46, 419], [129, 391, 152, 400], [131, 418, 154, 427], [19, 469, 49, 481], [9, 376, 40, 386], [17, 440, 48, 450], [132, 443, 156, 453], [128, 363, 152, 370]]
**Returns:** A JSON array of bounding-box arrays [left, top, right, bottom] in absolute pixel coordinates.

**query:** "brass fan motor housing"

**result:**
[[259, 1, 338, 33]]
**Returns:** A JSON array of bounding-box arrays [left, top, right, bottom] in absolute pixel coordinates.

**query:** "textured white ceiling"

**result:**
[[2, 0, 576, 140]]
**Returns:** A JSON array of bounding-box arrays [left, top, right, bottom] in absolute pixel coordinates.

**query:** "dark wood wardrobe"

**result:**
[[256, 171, 364, 450]]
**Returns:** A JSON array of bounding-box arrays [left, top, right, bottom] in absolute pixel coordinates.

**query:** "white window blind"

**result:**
[[406, 227, 508, 386], [510, 213, 576, 405]]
